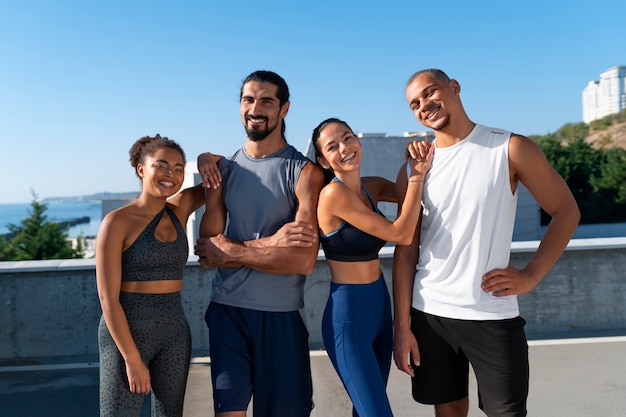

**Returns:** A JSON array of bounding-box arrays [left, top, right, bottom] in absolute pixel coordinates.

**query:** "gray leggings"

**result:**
[[98, 291, 191, 417]]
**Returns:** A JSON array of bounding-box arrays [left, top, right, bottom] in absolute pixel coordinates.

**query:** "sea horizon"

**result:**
[[0, 191, 140, 238], [0, 200, 103, 238]]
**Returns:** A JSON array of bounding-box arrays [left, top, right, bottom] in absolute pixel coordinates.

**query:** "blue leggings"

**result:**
[[321, 275, 394, 417]]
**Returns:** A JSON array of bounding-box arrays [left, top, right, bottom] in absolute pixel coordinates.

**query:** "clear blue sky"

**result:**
[[2, 0, 625, 204]]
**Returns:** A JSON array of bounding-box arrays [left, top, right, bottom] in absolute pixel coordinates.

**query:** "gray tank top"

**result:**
[[210, 144, 310, 312], [121, 206, 188, 282]]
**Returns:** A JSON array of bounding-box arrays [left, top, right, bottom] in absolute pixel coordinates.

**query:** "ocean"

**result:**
[[0, 200, 103, 238]]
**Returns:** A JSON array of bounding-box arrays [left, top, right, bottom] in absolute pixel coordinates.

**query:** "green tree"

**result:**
[[534, 136, 600, 224], [0, 192, 83, 261], [589, 147, 626, 222], [533, 132, 626, 225]]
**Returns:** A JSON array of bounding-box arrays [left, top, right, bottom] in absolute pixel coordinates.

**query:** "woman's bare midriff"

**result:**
[[120, 280, 183, 294], [326, 259, 382, 284]]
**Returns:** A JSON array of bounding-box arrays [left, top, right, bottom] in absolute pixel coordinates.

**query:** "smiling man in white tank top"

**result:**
[[392, 69, 580, 417]]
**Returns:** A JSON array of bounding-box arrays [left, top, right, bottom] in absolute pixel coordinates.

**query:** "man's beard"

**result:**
[[245, 117, 277, 142], [246, 125, 272, 142]]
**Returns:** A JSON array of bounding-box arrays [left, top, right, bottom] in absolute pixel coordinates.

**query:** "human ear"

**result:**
[[317, 156, 330, 170], [280, 101, 290, 118], [450, 80, 461, 95]]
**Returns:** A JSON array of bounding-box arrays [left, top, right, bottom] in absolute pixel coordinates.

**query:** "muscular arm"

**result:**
[[199, 184, 227, 238], [362, 176, 398, 203], [392, 164, 421, 376], [167, 183, 206, 222], [482, 134, 581, 296], [196, 162, 325, 275], [392, 164, 422, 376], [323, 147, 432, 245]]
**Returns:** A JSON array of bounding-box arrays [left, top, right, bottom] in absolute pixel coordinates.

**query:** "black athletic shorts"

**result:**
[[410, 308, 529, 416]]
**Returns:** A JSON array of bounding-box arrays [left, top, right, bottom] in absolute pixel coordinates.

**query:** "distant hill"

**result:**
[[585, 120, 626, 150], [42, 191, 140, 203], [530, 110, 626, 151]]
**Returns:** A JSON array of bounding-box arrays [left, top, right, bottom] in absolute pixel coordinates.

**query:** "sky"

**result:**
[[2, 0, 625, 204]]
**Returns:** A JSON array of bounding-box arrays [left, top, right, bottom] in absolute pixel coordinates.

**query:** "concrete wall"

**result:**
[[1, 238, 626, 361]]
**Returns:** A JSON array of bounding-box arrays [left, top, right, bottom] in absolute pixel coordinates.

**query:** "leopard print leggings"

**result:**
[[98, 291, 191, 417]]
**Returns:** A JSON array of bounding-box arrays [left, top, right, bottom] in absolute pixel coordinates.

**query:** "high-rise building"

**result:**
[[582, 66, 626, 124]]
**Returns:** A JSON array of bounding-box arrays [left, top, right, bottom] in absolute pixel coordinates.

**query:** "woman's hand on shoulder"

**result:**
[[197, 152, 223, 189], [405, 139, 432, 160], [407, 141, 434, 179]]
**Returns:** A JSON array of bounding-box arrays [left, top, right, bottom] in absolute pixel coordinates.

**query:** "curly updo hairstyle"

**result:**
[[128, 134, 186, 178]]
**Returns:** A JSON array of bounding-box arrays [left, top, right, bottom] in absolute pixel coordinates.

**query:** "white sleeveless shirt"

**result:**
[[413, 124, 519, 320]]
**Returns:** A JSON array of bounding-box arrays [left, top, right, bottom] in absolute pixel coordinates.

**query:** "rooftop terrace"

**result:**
[[2, 336, 626, 416], [1, 237, 626, 416]]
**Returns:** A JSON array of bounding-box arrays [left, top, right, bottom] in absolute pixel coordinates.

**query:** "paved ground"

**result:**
[[1, 336, 626, 417]]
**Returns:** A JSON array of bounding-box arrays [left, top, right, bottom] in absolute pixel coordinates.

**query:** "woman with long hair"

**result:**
[[311, 118, 433, 417]]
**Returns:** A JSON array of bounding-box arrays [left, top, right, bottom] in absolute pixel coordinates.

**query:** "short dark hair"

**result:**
[[406, 68, 451, 88]]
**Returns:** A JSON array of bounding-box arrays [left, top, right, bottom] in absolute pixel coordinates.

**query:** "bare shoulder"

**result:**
[[319, 179, 347, 201], [98, 204, 138, 243], [508, 133, 548, 177], [301, 159, 323, 179], [298, 160, 324, 191], [294, 161, 324, 224], [509, 133, 542, 158]]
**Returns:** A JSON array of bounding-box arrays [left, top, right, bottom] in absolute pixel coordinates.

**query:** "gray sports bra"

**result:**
[[121, 206, 188, 282]]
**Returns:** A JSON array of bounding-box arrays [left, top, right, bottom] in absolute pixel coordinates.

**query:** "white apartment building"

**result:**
[[582, 66, 626, 124]]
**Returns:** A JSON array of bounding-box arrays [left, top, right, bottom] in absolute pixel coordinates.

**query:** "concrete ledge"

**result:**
[[1, 237, 626, 360]]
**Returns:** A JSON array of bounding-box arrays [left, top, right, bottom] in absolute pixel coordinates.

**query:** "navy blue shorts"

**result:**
[[410, 308, 529, 416], [205, 302, 313, 417]]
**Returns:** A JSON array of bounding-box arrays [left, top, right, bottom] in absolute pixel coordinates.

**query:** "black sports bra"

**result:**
[[319, 179, 387, 262]]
